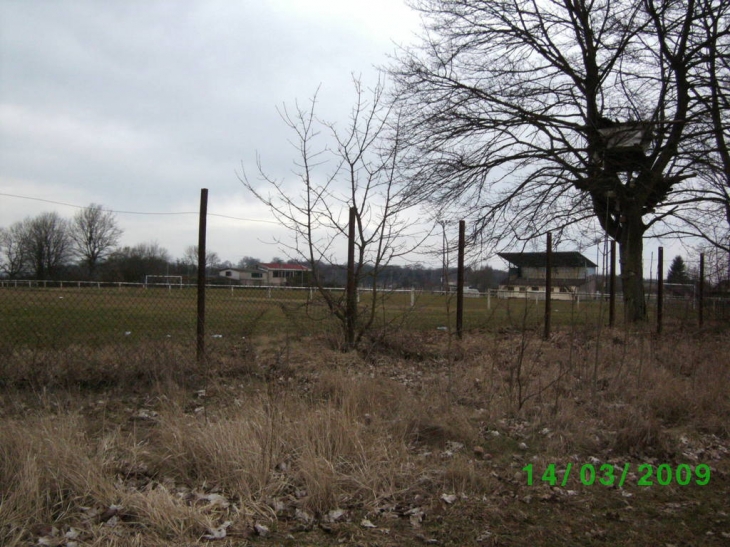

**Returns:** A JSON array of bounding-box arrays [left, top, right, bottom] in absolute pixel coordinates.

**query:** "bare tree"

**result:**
[[236, 256, 260, 270], [104, 241, 171, 282], [69, 203, 123, 278], [241, 77, 426, 349], [20, 212, 72, 280], [390, 0, 722, 322], [660, 0, 730, 255], [183, 245, 220, 275], [0, 223, 30, 278]]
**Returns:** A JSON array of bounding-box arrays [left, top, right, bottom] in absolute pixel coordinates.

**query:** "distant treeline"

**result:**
[[0, 210, 507, 289]]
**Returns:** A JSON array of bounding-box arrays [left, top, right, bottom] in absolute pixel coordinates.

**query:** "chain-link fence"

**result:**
[[2, 276, 729, 393], [3, 278, 727, 366]]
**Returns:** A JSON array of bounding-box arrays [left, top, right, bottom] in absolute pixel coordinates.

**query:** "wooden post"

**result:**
[[456, 220, 465, 339], [699, 253, 705, 327], [609, 240, 616, 327], [346, 206, 357, 349], [657, 247, 663, 335], [544, 231, 552, 340], [196, 188, 208, 365]]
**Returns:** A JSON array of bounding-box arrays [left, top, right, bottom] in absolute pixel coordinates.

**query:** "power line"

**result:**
[[0, 192, 279, 225]]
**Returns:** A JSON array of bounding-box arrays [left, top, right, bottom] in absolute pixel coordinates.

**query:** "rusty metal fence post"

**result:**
[[657, 247, 663, 335], [544, 232, 552, 340], [699, 253, 705, 327], [609, 240, 616, 327], [197, 188, 208, 365], [456, 220, 465, 339]]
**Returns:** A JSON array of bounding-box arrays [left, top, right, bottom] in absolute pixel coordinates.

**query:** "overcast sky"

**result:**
[[0, 0, 427, 266]]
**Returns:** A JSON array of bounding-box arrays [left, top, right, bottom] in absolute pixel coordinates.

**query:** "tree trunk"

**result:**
[[618, 209, 646, 322]]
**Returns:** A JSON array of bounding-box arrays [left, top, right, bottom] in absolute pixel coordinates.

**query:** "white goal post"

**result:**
[[144, 275, 183, 288]]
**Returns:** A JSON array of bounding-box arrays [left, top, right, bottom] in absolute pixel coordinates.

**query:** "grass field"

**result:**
[[0, 284, 655, 351]]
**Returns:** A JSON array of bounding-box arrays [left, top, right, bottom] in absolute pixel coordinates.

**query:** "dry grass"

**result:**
[[0, 338, 257, 391], [1, 324, 729, 545]]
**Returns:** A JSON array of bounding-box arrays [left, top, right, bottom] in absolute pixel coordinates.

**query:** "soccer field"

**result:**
[[0, 282, 632, 349]]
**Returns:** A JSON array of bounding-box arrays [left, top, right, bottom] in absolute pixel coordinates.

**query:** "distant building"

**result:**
[[497, 252, 597, 300], [218, 268, 265, 286], [218, 262, 310, 286], [257, 262, 310, 286]]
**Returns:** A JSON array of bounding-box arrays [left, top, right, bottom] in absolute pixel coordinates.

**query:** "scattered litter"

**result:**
[[124, 331, 132, 336], [36, 527, 59, 546], [131, 409, 158, 422], [518, 442, 528, 450], [202, 521, 231, 540], [406, 507, 425, 528], [324, 509, 346, 523], [440, 493, 457, 504], [100, 504, 124, 523], [268, 498, 286, 514], [295, 508, 314, 524], [445, 440, 464, 452], [436, 326, 448, 331], [361, 519, 377, 528], [254, 523, 270, 537], [212, 334, 223, 338], [476, 529, 493, 541], [275, 461, 289, 472], [198, 493, 229, 508]]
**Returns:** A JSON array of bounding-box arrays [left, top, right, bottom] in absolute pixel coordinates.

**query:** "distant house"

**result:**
[[219, 262, 310, 286], [497, 252, 597, 300], [218, 268, 265, 286], [257, 262, 310, 286]]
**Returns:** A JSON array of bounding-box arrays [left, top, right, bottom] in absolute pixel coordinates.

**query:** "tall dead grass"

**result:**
[[0, 339, 256, 391], [1, 325, 728, 545]]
